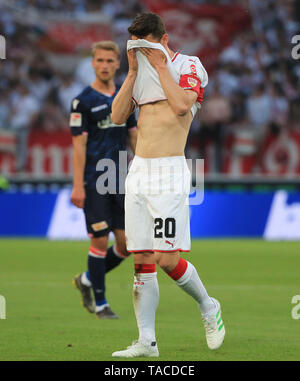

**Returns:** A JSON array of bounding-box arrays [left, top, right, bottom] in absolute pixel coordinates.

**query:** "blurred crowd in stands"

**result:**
[[0, 0, 300, 173]]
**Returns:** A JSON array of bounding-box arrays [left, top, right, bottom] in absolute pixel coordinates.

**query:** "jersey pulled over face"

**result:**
[[130, 40, 208, 117], [70, 86, 137, 189]]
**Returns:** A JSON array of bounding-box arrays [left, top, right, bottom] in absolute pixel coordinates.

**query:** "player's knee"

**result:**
[[156, 256, 170, 272], [90, 236, 108, 251], [157, 260, 173, 273], [157, 253, 180, 273]]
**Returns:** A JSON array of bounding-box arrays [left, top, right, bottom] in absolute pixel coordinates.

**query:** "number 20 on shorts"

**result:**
[[154, 218, 176, 238]]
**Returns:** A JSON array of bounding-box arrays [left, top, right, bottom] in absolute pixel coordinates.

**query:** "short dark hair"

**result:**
[[128, 12, 166, 41]]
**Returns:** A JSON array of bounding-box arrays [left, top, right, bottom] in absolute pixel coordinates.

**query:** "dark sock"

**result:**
[[88, 251, 106, 306], [105, 245, 125, 273]]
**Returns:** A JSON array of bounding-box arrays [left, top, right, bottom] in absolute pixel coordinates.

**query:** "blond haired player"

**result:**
[[111, 13, 225, 357], [70, 41, 137, 319]]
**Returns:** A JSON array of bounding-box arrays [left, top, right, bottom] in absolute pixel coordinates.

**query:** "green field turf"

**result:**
[[0, 239, 300, 361]]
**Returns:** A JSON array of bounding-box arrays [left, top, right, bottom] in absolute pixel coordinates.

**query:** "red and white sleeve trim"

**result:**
[[172, 52, 179, 62], [132, 97, 138, 108], [179, 74, 204, 104]]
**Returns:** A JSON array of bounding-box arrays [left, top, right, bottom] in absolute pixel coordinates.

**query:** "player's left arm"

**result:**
[[126, 113, 137, 154], [158, 69, 197, 116], [139, 48, 198, 116], [128, 127, 137, 154]]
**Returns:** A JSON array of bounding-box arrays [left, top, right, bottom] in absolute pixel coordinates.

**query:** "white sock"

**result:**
[[175, 261, 215, 315], [95, 303, 109, 313], [133, 272, 159, 346], [81, 271, 92, 287]]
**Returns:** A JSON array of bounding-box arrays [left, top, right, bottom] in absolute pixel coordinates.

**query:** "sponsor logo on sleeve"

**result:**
[[70, 113, 82, 127], [190, 64, 197, 75], [72, 99, 80, 110], [187, 76, 198, 87]]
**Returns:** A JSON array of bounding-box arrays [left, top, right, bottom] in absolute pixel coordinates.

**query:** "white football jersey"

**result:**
[[127, 39, 208, 117]]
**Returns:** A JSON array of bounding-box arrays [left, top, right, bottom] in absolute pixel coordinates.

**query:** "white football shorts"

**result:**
[[125, 155, 191, 253]]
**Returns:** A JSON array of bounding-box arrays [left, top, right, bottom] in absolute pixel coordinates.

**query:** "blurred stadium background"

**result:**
[[1, 0, 300, 239], [1, 0, 300, 362]]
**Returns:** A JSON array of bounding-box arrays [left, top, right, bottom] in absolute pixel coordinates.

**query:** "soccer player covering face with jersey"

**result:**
[[111, 13, 225, 357], [70, 41, 137, 319]]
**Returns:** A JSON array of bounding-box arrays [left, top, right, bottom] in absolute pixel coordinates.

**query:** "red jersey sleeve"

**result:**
[[177, 55, 208, 104]]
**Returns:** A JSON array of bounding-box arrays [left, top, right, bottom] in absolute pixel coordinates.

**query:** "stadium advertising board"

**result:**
[[0, 189, 299, 240]]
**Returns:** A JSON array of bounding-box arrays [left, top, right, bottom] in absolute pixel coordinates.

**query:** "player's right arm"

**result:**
[[111, 49, 138, 125], [71, 134, 87, 209], [69, 98, 87, 209]]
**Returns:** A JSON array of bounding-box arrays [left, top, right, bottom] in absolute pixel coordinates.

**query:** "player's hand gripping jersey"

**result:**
[[127, 39, 208, 117]]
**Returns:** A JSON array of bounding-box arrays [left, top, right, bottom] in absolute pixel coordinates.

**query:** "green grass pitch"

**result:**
[[0, 239, 299, 361]]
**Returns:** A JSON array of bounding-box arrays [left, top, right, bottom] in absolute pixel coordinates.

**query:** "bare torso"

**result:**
[[135, 100, 193, 158]]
